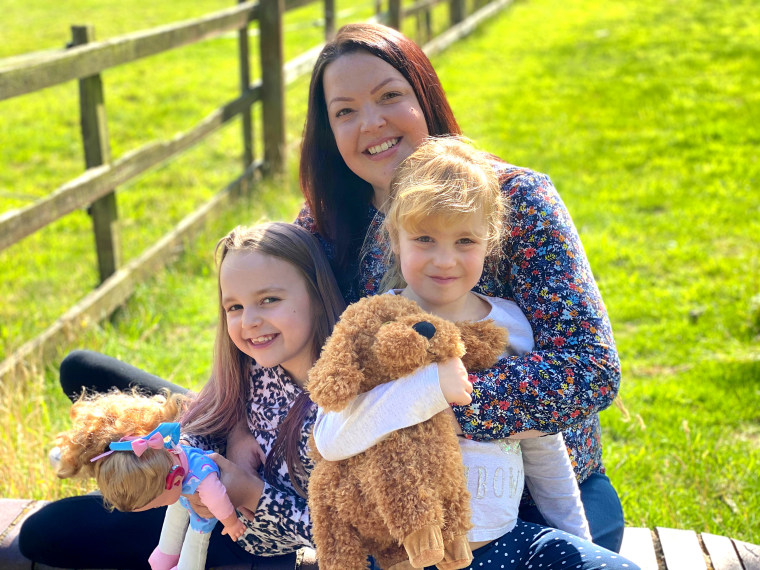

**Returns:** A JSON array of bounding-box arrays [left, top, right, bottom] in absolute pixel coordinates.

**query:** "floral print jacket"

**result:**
[[295, 162, 621, 483]]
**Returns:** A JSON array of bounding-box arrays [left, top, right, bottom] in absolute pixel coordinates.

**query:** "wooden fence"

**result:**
[[0, 0, 513, 382]]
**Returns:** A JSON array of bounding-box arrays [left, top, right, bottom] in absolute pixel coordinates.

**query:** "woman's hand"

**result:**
[[437, 357, 472, 406]]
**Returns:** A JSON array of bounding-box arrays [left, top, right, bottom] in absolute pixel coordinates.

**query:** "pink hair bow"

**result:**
[[90, 422, 181, 462], [129, 432, 167, 457]]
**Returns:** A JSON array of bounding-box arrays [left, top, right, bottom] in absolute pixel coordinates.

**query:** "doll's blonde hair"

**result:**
[[55, 389, 189, 511], [380, 136, 508, 292]]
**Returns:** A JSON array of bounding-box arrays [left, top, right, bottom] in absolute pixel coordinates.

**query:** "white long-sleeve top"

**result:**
[[313, 293, 591, 542]]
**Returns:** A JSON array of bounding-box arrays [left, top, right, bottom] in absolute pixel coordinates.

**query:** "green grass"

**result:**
[[2, 0, 759, 545], [438, 0, 760, 540], [0, 0, 376, 358]]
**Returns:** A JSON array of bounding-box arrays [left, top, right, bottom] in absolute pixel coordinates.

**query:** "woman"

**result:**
[[294, 23, 625, 553]]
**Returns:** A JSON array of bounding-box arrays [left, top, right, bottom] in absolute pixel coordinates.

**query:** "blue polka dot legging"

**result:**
[[422, 520, 640, 570]]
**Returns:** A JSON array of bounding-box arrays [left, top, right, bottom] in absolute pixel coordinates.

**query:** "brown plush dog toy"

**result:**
[[307, 294, 507, 570]]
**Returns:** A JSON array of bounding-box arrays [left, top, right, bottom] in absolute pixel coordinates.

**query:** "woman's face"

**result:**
[[220, 250, 315, 386], [323, 51, 429, 206]]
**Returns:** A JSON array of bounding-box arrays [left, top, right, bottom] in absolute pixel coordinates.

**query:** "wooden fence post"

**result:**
[[388, 0, 402, 30], [324, 0, 336, 40], [71, 25, 120, 284], [450, 0, 466, 26], [259, 0, 285, 176], [238, 0, 254, 191]]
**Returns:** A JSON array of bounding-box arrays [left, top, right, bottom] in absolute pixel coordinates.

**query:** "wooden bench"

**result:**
[[3, 498, 759, 569], [619, 526, 760, 570]]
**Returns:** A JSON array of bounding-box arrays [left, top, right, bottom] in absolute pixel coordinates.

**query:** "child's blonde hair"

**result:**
[[380, 136, 508, 292], [55, 389, 188, 511]]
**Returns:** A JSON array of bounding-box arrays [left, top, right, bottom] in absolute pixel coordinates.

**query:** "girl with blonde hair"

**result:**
[[314, 137, 638, 570]]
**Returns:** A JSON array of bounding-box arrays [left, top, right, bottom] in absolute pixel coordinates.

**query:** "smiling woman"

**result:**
[[323, 51, 430, 207]]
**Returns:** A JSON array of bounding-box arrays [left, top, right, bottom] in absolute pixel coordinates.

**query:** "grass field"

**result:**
[[2, 0, 759, 545]]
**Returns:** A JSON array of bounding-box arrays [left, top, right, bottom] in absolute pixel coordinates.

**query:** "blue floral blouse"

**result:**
[[295, 160, 621, 484]]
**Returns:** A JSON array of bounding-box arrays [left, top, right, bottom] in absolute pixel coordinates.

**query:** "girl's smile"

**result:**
[[248, 333, 278, 346]]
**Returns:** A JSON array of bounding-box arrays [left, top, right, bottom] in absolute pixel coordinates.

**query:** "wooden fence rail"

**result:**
[[0, 0, 279, 280], [0, 3, 260, 100], [0, 0, 514, 382]]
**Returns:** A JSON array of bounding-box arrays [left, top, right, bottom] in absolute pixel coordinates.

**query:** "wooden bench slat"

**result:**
[[701, 532, 743, 570], [0, 500, 31, 535], [0, 499, 50, 570], [656, 527, 707, 570], [620, 527, 659, 570], [733, 538, 760, 570]]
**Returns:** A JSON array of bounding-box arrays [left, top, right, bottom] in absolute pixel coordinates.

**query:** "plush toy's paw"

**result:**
[[435, 535, 473, 570], [147, 546, 180, 570], [403, 524, 445, 568]]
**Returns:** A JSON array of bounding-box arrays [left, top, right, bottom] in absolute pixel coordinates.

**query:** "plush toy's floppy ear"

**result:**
[[307, 333, 365, 412], [457, 320, 509, 371]]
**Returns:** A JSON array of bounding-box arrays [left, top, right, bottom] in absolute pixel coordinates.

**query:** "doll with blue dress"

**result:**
[[54, 390, 244, 570]]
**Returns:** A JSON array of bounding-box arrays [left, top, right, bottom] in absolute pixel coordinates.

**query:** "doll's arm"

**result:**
[[212, 450, 314, 553], [190, 454, 311, 554], [196, 474, 245, 540], [312, 363, 448, 460], [521, 433, 591, 540]]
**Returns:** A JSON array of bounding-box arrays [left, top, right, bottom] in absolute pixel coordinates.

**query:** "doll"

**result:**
[[54, 390, 245, 570]]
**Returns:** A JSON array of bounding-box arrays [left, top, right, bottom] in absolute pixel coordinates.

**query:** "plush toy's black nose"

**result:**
[[412, 321, 436, 340]]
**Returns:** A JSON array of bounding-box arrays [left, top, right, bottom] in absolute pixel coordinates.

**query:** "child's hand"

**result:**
[[437, 357, 472, 406], [221, 515, 246, 541], [211, 453, 264, 520], [226, 420, 267, 476]]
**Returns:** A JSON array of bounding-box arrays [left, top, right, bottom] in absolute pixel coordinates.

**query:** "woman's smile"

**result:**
[[366, 137, 400, 156], [324, 51, 429, 202]]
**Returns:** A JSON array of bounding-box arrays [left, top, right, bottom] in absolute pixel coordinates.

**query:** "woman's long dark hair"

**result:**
[[299, 23, 462, 273]]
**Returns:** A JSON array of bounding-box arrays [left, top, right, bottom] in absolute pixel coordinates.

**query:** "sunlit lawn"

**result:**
[[1, 0, 758, 544]]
